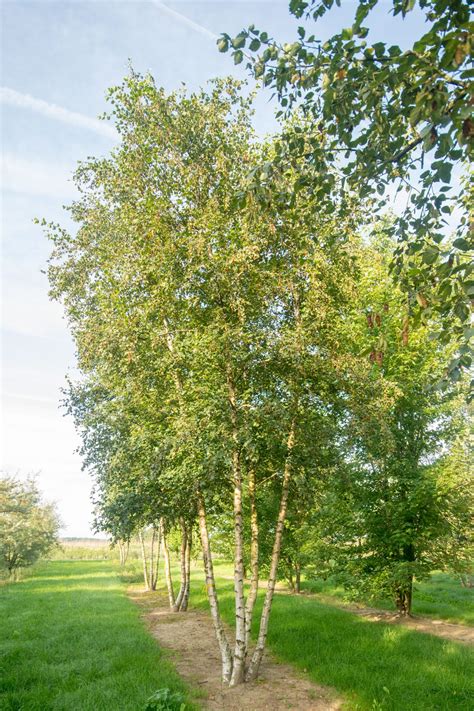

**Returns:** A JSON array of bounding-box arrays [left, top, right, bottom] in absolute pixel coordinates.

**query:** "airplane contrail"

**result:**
[[151, 1, 219, 41], [1, 86, 118, 140]]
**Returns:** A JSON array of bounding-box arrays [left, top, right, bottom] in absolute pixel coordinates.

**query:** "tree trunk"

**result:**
[[153, 523, 161, 591], [227, 369, 247, 687], [161, 518, 175, 609], [395, 577, 413, 616], [174, 518, 188, 611], [138, 530, 150, 591], [197, 491, 234, 683], [179, 525, 192, 611], [244, 468, 259, 654], [246, 418, 296, 682], [150, 526, 157, 591]]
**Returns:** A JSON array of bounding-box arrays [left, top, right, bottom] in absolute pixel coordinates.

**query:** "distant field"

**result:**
[[0, 560, 198, 711], [49, 538, 144, 561]]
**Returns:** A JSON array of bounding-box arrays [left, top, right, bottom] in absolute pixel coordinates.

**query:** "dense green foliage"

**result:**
[[0, 560, 196, 711], [0, 476, 61, 579]]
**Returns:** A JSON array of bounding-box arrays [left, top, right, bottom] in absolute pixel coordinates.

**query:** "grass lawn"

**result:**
[[0, 560, 198, 711], [301, 571, 474, 626]]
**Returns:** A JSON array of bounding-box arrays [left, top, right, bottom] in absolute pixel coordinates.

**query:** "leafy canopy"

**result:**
[[219, 0, 473, 389]]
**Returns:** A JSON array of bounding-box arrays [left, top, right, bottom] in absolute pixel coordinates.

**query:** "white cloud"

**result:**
[[1, 153, 77, 199], [1, 86, 118, 140], [151, 1, 219, 40]]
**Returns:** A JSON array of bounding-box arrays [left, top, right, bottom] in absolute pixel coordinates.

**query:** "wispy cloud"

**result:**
[[151, 1, 219, 41], [1, 86, 118, 140]]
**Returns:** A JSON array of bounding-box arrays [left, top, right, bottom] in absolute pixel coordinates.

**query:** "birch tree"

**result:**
[[44, 72, 360, 684]]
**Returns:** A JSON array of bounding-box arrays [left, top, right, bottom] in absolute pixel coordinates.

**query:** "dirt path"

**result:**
[[129, 588, 341, 711], [294, 591, 474, 645]]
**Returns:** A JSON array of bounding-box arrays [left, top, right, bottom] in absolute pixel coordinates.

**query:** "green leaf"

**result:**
[[232, 34, 246, 50], [422, 248, 438, 265], [453, 238, 472, 251]]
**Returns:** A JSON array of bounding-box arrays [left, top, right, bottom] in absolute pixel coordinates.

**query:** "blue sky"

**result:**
[[1, 1, 427, 537]]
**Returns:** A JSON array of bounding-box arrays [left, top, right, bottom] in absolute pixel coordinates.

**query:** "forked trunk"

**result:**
[[244, 467, 259, 653], [395, 578, 413, 616], [197, 491, 233, 683], [138, 530, 150, 591], [161, 518, 175, 609], [246, 419, 296, 682]]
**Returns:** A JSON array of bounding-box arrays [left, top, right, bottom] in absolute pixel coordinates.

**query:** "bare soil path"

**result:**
[[129, 588, 341, 711]]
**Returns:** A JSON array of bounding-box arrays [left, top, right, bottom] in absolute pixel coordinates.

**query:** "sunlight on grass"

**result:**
[[0, 560, 199, 711]]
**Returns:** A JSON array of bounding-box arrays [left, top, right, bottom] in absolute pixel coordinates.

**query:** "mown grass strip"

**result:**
[[0, 560, 197, 711]]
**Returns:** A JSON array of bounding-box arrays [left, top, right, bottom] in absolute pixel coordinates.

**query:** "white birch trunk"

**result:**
[[153, 523, 161, 591], [180, 526, 192, 611], [173, 518, 187, 611], [227, 368, 247, 687], [244, 468, 259, 653], [161, 518, 175, 610], [150, 526, 157, 591], [138, 530, 149, 591], [197, 491, 234, 683]]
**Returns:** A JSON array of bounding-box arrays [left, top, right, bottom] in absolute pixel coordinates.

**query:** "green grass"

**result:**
[[301, 571, 474, 626], [0, 560, 198, 711]]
